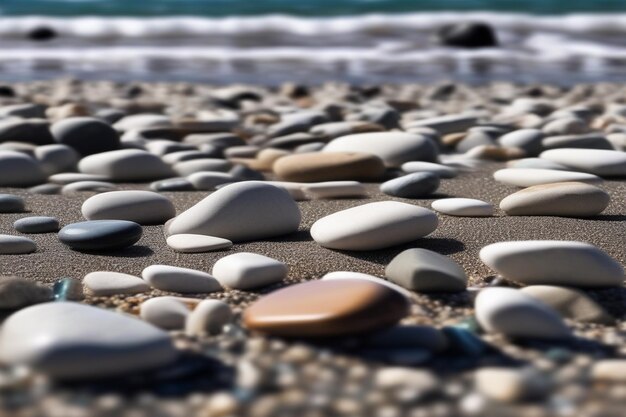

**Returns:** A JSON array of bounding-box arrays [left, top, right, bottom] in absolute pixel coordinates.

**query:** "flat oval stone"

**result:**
[[51, 117, 120, 156], [0, 151, 46, 187], [475, 288, 571, 340], [61, 181, 117, 195], [0, 194, 25, 213], [142, 265, 222, 293], [401, 161, 458, 178], [78, 149, 174, 182], [83, 271, 150, 296], [172, 158, 232, 176], [212, 252, 288, 290], [321, 271, 412, 299], [49, 172, 110, 184], [497, 128, 544, 155], [243, 279, 410, 337], [185, 299, 233, 336], [34, 144, 80, 175], [493, 168, 602, 187], [507, 158, 573, 171], [187, 172, 238, 191], [273, 152, 385, 182], [0, 276, 52, 309], [479, 240, 624, 287], [166, 234, 232, 253], [323, 132, 438, 167], [500, 182, 610, 217], [166, 182, 301, 242], [150, 177, 195, 192], [431, 198, 493, 217], [27, 183, 62, 195], [540, 148, 626, 177], [58, 220, 142, 252], [140, 297, 190, 330], [310, 201, 438, 251], [380, 172, 439, 198], [0, 302, 178, 380], [0, 235, 36, 254], [82, 190, 176, 225], [404, 114, 478, 135], [385, 248, 467, 292], [14, 216, 59, 233], [302, 181, 367, 199]]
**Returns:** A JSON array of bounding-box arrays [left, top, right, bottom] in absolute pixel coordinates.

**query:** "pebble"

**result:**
[[0, 235, 36, 254], [51, 117, 120, 156], [480, 240, 624, 287], [166, 182, 301, 242], [497, 128, 544, 155], [404, 114, 478, 135], [0, 302, 178, 379], [301, 181, 367, 199], [166, 234, 233, 253], [48, 172, 110, 184], [142, 265, 222, 294], [0, 151, 46, 187], [431, 198, 493, 217], [27, 183, 62, 195], [321, 271, 412, 299], [506, 157, 573, 171], [385, 248, 467, 292], [310, 201, 438, 250], [243, 279, 409, 337], [493, 168, 603, 187], [52, 278, 84, 301], [380, 172, 440, 198], [139, 297, 190, 330], [172, 158, 232, 176], [150, 177, 195, 192], [78, 149, 174, 182], [61, 181, 117, 194], [212, 252, 288, 290], [187, 172, 238, 190], [58, 220, 142, 251], [323, 132, 438, 167], [14, 216, 59, 233], [185, 299, 233, 336], [81, 190, 176, 225], [0, 118, 53, 145], [83, 271, 150, 296], [401, 161, 458, 178], [475, 367, 551, 402], [0, 194, 25, 213], [0, 276, 51, 309], [590, 360, 626, 383], [375, 367, 439, 393], [34, 144, 79, 175], [500, 182, 610, 217], [542, 133, 612, 151], [521, 285, 614, 324], [273, 152, 385, 182], [475, 287, 571, 340], [540, 148, 626, 177]]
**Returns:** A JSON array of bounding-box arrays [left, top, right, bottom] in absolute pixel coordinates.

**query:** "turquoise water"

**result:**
[[3, 0, 626, 16]]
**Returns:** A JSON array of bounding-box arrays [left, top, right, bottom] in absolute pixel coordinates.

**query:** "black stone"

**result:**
[[0, 119, 54, 145], [0, 86, 15, 97], [51, 117, 120, 156], [58, 220, 142, 251], [150, 178, 195, 192], [437, 22, 498, 48], [28, 26, 57, 41]]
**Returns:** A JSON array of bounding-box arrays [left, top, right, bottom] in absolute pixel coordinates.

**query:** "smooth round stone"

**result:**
[[34, 144, 79, 175], [500, 182, 610, 217], [497, 128, 544, 155], [479, 240, 624, 287], [0, 151, 46, 187], [172, 159, 232, 176], [493, 168, 602, 187], [0, 235, 36, 254], [166, 234, 232, 253], [82, 190, 176, 225], [185, 300, 233, 336], [542, 133, 612, 151], [142, 265, 222, 293], [375, 367, 439, 392], [540, 148, 626, 177], [83, 271, 150, 296], [0, 302, 178, 380], [58, 220, 142, 252], [404, 114, 478, 135], [27, 183, 62, 195], [51, 117, 120, 156], [380, 172, 439, 198], [273, 152, 385, 182], [61, 181, 117, 195], [506, 157, 576, 171], [150, 177, 195, 192], [78, 149, 174, 182], [310, 201, 438, 251], [243, 279, 410, 337], [0, 118, 53, 145], [140, 297, 190, 330], [323, 132, 438, 167], [302, 181, 367, 199], [401, 161, 458, 178], [114, 114, 172, 131], [166, 182, 301, 242], [521, 285, 614, 324], [431, 198, 493, 217], [475, 367, 551, 403], [385, 248, 467, 292], [0, 277, 52, 309], [591, 360, 626, 383], [187, 172, 238, 191], [0, 194, 25, 213], [475, 288, 571, 340], [48, 172, 110, 184], [14, 216, 59, 234], [321, 271, 412, 299], [212, 252, 288, 290]]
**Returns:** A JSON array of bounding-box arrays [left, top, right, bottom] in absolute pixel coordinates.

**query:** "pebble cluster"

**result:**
[[0, 80, 624, 416]]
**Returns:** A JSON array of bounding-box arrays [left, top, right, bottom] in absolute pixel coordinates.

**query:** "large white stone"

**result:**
[[166, 234, 233, 253], [82, 190, 176, 225], [540, 148, 626, 177], [166, 182, 301, 242], [431, 198, 493, 217], [323, 132, 438, 167], [475, 288, 571, 340], [142, 265, 222, 294], [493, 168, 602, 187], [479, 241, 624, 287], [78, 149, 174, 182], [83, 271, 150, 296], [212, 252, 288, 290], [310, 201, 438, 251], [0, 302, 178, 379]]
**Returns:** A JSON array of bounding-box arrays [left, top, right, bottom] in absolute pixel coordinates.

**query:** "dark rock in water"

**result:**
[[58, 220, 142, 252], [437, 22, 498, 48], [28, 26, 57, 41], [0, 277, 52, 309], [0, 86, 15, 97], [51, 117, 120, 156]]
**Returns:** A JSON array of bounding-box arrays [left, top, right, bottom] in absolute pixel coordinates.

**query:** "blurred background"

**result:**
[[2, 0, 626, 84]]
